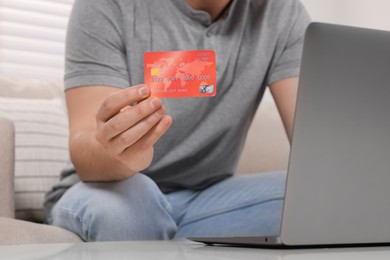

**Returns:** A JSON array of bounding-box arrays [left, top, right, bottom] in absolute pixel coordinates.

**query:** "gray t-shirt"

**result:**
[[45, 0, 310, 215]]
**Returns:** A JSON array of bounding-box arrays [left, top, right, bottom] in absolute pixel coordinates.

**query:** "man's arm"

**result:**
[[66, 85, 172, 182], [269, 77, 299, 143]]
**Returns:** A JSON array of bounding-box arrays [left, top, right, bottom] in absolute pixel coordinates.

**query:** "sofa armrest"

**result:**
[[0, 116, 15, 218]]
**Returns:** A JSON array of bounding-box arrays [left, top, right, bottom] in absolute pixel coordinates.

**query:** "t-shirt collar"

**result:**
[[170, 0, 235, 27]]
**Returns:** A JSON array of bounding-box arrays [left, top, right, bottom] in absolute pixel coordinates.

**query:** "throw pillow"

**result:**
[[0, 97, 69, 222]]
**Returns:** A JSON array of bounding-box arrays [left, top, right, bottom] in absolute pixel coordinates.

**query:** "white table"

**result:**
[[1, 240, 390, 260]]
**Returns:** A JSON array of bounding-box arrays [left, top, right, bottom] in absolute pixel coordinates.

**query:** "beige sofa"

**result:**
[[0, 76, 289, 245]]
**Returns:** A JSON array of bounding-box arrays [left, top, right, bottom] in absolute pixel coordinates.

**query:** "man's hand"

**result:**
[[66, 84, 172, 181], [95, 84, 172, 173]]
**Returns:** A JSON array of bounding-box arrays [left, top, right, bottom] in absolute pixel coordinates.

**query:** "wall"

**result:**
[[301, 0, 390, 30], [0, 0, 73, 81]]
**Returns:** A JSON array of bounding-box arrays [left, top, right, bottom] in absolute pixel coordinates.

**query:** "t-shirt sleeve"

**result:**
[[64, 0, 130, 90], [265, 1, 311, 87]]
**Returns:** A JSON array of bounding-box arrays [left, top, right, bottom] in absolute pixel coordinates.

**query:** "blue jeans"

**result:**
[[50, 172, 286, 241]]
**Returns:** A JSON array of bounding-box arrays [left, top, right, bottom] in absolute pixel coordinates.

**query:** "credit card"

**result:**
[[144, 50, 216, 98]]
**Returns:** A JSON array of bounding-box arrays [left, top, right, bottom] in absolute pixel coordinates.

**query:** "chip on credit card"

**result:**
[[144, 50, 216, 98]]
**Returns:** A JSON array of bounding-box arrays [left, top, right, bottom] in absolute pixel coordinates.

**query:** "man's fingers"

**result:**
[[96, 84, 150, 122], [109, 107, 167, 154], [133, 115, 173, 148], [100, 97, 163, 141], [118, 115, 172, 161]]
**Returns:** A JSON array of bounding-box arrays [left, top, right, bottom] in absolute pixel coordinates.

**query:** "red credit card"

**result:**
[[144, 50, 217, 98]]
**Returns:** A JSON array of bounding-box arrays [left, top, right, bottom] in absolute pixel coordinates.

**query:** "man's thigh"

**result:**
[[168, 172, 286, 238]]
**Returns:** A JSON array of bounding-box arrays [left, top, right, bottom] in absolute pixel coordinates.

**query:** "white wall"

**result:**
[[0, 0, 74, 81], [301, 0, 390, 31]]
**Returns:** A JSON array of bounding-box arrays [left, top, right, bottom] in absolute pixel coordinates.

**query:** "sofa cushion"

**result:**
[[0, 217, 82, 245], [0, 97, 69, 222], [236, 90, 290, 174]]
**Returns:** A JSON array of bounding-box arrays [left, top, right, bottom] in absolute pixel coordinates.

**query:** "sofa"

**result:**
[[0, 75, 290, 245]]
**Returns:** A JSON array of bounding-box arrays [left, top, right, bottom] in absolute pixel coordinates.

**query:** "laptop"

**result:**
[[189, 22, 390, 248]]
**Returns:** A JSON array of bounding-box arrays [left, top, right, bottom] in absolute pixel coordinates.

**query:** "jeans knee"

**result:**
[[52, 174, 177, 241]]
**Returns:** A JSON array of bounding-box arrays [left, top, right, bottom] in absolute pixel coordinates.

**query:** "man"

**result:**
[[45, 0, 311, 241]]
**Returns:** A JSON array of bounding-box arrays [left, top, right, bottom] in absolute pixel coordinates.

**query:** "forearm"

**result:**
[[70, 130, 137, 182], [270, 77, 299, 144]]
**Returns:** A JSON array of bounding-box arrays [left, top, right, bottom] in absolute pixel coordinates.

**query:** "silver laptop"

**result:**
[[189, 22, 390, 248]]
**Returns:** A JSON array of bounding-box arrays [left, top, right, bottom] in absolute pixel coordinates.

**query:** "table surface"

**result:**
[[1, 240, 390, 260]]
